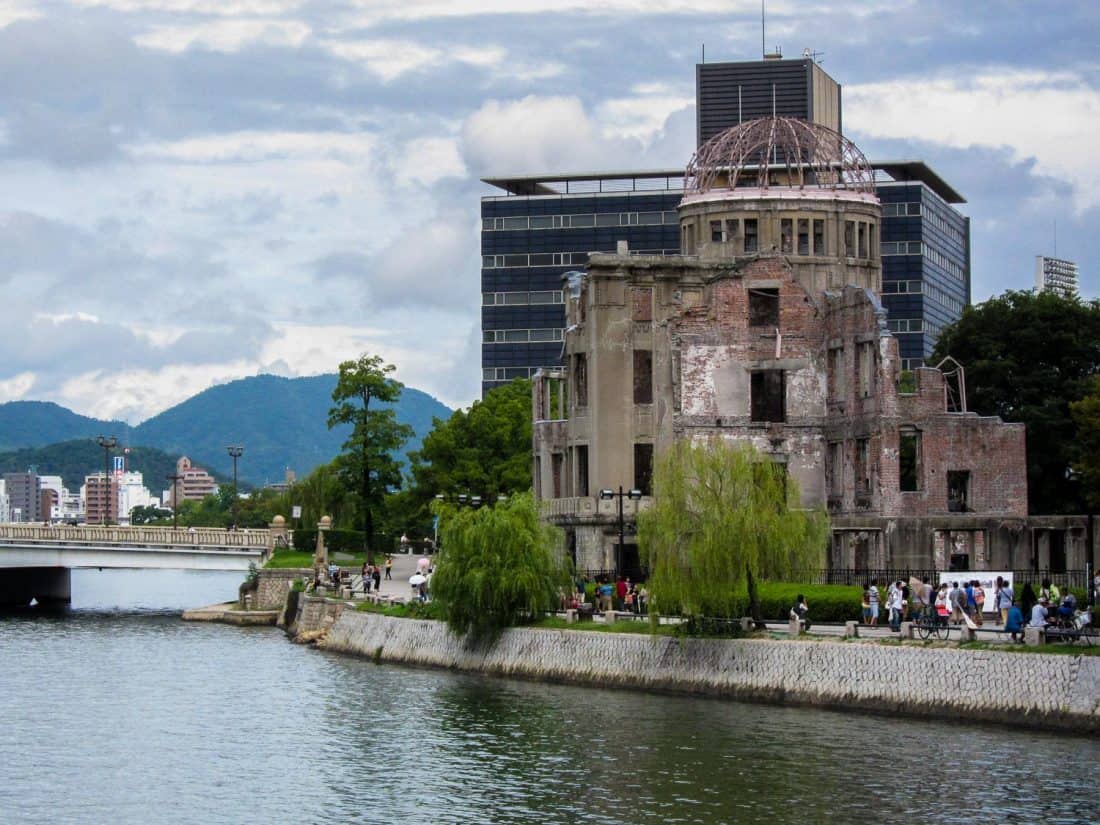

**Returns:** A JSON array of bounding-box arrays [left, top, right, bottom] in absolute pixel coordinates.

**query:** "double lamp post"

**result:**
[[599, 486, 642, 579]]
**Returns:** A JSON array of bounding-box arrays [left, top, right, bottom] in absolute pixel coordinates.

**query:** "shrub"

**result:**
[[292, 528, 367, 555]]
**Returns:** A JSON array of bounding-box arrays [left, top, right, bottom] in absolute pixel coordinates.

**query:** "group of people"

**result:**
[[857, 575, 1090, 643], [564, 576, 647, 614], [361, 559, 390, 593]]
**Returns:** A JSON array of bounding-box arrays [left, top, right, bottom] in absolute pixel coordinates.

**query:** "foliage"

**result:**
[[291, 528, 368, 556], [408, 378, 533, 503], [130, 504, 173, 525], [896, 370, 916, 394], [931, 290, 1100, 514], [637, 440, 829, 623], [430, 492, 570, 639], [265, 550, 316, 569], [328, 354, 415, 558], [1070, 376, 1100, 509]]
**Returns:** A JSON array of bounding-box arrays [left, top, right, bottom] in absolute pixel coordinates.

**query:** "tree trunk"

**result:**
[[746, 564, 764, 629]]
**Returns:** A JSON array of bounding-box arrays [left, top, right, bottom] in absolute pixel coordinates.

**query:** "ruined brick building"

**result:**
[[533, 117, 1091, 577]]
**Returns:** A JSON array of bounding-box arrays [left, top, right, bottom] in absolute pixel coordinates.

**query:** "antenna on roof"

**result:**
[[701, 42, 705, 64], [761, 0, 765, 59], [802, 47, 825, 64]]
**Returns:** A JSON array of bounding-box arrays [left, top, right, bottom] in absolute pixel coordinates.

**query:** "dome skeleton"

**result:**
[[685, 116, 876, 196]]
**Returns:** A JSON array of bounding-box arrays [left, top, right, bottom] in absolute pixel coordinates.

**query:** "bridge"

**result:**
[[0, 524, 278, 608]]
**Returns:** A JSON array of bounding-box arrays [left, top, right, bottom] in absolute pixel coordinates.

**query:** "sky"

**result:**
[[1, 0, 1097, 424]]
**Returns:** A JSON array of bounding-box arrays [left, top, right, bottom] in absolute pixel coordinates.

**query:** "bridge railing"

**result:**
[[0, 524, 270, 550]]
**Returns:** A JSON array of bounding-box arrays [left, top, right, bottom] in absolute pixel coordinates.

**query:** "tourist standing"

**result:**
[[861, 586, 871, 625], [362, 561, 372, 593], [996, 577, 1014, 626], [372, 564, 382, 594], [867, 579, 880, 626], [385, 556, 393, 580], [887, 582, 905, 632], [971, 580, 984, 626]]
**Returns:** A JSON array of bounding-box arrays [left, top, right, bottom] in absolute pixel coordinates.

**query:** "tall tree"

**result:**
[[430, 492, 569, 640], [1070, 376, 1100, 510], [931, 290, 1100, 514], [637, 440, 829, 626], [328, 354, 413, 558]]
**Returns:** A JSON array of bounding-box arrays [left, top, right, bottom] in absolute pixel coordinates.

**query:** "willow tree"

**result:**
[[637, 440, 829, 626], [430, 492, 570, 640]]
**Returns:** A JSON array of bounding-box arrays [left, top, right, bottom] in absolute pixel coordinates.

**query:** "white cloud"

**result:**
[[130, 130, 377, 163], [67, 0, 302, 14], [596, 86, 693, 143], [395, 137, 467, 186], [135, 18, 311, 53], [320, 38, 517, 82], [846, 69, 1100, 211], [0, 1, 39, 29], [0, 371, 36, 402]]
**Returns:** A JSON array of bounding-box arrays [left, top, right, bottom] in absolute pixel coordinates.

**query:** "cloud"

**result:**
[[135, 18, 312, 53], [846, 69, 1100, 211], [0, 371, 36, 403]]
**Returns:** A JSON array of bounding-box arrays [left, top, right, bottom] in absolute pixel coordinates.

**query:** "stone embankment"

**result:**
[[295, 595, 1100, 733]]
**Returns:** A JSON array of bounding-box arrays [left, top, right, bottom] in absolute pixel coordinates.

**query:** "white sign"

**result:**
[[291, 505, 302, 519], [936, 571, 1014, 613]]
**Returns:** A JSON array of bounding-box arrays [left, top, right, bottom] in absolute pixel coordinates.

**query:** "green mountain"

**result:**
[[0, 401, 129, 452], [0, 441, 196, 493], [0, 374, 453, 486]]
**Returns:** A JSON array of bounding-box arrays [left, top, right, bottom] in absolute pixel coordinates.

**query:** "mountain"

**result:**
[[0, 441, 199, 493], [0, 401, 129, 452], [0, 374, 453, 485]]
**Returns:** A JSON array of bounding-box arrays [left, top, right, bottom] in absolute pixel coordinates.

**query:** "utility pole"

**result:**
[[226, 446, 244, 530], [166, 473, 183, 529]]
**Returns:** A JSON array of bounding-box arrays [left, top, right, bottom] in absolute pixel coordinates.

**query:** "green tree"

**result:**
[[130, 504, 172, 525], [430, 492, 570, 639], [328, 354, 414, 558], [405, 378, 533, 528], [637, 440, 829, 626], [931, 290, 1100, 514], [1070, 376, 1100, 509]]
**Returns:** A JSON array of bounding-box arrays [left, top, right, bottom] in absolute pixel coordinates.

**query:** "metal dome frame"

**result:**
[[685, 117, 876, 196]]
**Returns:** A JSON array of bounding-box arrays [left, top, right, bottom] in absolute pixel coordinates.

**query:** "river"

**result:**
[[1, 570, 1097, 825]]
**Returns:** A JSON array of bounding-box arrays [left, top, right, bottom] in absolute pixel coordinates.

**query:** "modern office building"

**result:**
[[481, 57, 971, 393], [83, 473, 119, 525], [3, 472, 40, 523], [1035, 255, 1078, 298]]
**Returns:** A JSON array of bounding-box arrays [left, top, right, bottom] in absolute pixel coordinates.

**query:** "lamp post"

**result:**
[[599, 486, 643, 579], [95, 435, 117, 526], [166, 473, 183, 529], [226, 445, 244, 530]]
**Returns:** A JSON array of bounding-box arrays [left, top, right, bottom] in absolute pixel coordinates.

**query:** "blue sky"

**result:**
[[0, 0, 1096, 422]]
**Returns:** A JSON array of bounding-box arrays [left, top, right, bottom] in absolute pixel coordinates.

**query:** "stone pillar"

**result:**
[[740, 617, 754, 632], [314, 515, 332, 580], [957, 626, 976, 643], [1024, 626, 1045, 646], [899, 621, 914, 639], [604, 610, 617, 625], [788, 617, 804, 635], [845, 621, 861, 638], [565, 609, 578, 624]]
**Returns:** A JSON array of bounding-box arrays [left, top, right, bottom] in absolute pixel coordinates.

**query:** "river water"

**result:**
[[1, 570, 1098, 825]]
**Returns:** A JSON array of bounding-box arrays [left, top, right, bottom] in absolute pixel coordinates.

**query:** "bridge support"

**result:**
[[0, 567, 71, 608]]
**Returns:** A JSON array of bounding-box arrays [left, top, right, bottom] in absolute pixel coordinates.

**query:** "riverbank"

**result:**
[[182, 602, 279, 626], [295, 595, 1100, 733]]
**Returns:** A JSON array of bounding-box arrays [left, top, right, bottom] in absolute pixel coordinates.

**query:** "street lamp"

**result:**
[[95, 435, 117, 526], [166, 473, 183, 529], [599, 486, 643, 579], [226, 445, 244, 530]]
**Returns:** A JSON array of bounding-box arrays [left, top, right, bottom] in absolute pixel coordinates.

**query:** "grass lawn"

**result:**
[[265, 550, 368, 569]]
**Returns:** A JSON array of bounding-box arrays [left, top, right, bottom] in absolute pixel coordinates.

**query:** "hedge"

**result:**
[[292, 528, 367, 555]]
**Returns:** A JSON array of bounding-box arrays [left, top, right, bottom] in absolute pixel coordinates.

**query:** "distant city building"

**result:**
[[83, 473, 119, 525], [170, 456, 218, 506], [38, 475, 64, 522], [1035, 255, 1078, 298], [116, 471, 158, 524], [58, 490, 83, 523], [3, 472, 40, 522], [0, 479, 10, 523]]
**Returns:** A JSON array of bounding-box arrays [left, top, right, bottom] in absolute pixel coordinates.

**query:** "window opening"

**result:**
[[749, 288, 780, 327], [844, 221, 855, 257], [797, 219, 809, 255], [576, 445, 589, 497], [813, 220, 825, 255], [744, 219, 758, 253], [750, 370, 786, 422], [710, 221, 723, 242], [947, 470, 970, 512], [634, 444, 654, 496], [899, 429, 922, 492], [633, 350, 653, 405], [780, 218, 793, 253], [574, 353, 588, 407]]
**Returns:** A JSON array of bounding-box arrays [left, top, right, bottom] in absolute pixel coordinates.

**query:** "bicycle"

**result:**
[[913, 608, 952, 641]]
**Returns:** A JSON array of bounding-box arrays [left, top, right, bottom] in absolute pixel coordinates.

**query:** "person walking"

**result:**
[[887, 582, 905, 632], [867, 579, 880, 627], [971, 579, 985, 626], [372, 563, 382, 594], [362, 561, 372, 594], [384, 556, 393, 580]]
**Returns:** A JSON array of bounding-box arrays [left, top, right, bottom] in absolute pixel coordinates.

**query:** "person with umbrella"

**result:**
[[410, 572, 428, 602]]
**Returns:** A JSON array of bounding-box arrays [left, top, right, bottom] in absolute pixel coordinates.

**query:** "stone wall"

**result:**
[[255, 568, 310, 610], [310, 608, 1100, 733]]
